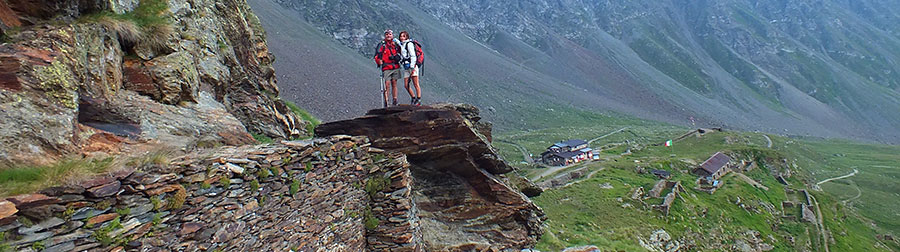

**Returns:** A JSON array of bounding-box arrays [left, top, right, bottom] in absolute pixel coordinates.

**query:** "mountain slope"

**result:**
[[256, 0, 900, 143]]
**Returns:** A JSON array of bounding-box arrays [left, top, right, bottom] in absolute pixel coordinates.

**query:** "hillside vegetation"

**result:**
[[494, 110, 900, 251]]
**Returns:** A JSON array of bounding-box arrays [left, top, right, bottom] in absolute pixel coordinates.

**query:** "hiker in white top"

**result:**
[[398, 31, 421, 105]]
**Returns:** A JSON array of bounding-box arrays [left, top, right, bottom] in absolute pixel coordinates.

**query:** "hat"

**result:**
[[384, 29, 393, 35]]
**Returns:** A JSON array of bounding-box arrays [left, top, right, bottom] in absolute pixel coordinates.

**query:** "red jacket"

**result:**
[[374, 41, 401, 71]]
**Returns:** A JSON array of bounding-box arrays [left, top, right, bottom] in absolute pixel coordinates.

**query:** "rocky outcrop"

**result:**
[[0, 0, 307, 166], [1, 104, 542, 251], [317, 104, 545, 251]]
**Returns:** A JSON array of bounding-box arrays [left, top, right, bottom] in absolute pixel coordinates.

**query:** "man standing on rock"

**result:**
[[374, 29, 403, 107]]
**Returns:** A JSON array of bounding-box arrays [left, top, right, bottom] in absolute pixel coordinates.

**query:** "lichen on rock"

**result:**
[[34, 60, 78, 109]]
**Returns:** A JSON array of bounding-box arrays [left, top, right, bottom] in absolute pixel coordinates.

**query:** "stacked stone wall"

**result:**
[[0, 135, 421, 251], [364, 151, 424, 252]]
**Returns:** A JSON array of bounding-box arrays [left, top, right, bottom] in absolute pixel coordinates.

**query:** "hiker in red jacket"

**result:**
[[374, 29, 403, 107]]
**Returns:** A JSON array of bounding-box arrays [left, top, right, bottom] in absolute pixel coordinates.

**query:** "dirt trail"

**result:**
[[809, 193, 830, 252], [534, 163, 578, 181], [816, 169, 859, 186], [496, 140, 533, 163], [843, 180, 862, 204], [588, 127, 629, 144], [763, 135, 773, 148]]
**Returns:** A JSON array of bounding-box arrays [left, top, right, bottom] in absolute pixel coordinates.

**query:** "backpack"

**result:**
[[405, 40, 424, 67]]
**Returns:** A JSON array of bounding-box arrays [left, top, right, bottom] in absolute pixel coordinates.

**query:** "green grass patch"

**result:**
[[79, 0, 172, 51], [0, 157, 117, 197], [252, 132, 275, 144], [497, 111, 895, 250], [283, 100, 321, 136], [365, 176, 390, 198]]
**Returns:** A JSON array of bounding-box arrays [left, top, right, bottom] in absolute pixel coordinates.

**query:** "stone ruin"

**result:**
[[0, 104, 544, 251], [647, 180, 684, 215], [536, 166, 592, 189]]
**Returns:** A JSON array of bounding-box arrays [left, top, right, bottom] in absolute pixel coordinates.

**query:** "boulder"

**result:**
[[144, 51, 200, 105]]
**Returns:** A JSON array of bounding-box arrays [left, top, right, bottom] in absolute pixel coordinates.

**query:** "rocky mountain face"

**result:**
[[263, 0, 900, 143], [0, 105, 543, 251], [0, 0, 308, 166]]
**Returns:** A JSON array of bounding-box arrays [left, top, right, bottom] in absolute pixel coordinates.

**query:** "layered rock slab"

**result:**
[[317, 104, 544, 251]]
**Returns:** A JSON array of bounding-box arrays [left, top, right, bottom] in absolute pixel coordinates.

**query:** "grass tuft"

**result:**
[[289, 180, 300, 195], [250, 179, 259, 192], [126, 150, 171, 169], [283, 100, 320, 137], [166, 186, 187, 210], [79, 0, 173, 51], [365, 176, 390, 198], [363, 207, 379, 230], [219, 176, 231, 188], [0, 157, 118, 197], [252, 133, 274, 144]]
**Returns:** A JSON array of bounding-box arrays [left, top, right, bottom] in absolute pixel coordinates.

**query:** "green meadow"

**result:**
[[493, 111, 900, 251]]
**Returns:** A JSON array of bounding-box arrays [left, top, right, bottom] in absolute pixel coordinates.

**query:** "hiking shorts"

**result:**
[[382, 69, 401, 81], [402, 66, 419, 78]]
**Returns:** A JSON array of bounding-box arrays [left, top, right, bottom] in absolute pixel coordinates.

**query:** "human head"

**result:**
[[399, 31, 409, 40], [384, 29, 394, 41]]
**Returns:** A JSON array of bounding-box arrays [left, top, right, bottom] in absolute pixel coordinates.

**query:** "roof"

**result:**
[[552, 139, 588, 148], [699, 152, 731, 174]]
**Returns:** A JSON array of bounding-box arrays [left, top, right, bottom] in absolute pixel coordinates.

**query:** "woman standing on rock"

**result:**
[[398, 31, 422, 106]]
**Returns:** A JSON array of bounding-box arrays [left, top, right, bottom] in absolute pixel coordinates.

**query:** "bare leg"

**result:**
[[412, 76, 421, 98], [383, 78, 390, 107], [404, 77, 414, 100], [391, 79, 399, 104]]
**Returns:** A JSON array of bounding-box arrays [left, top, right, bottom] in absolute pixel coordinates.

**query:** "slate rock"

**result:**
[[9, 231, 52, 245], [17, 217, 64, 234], [5, 194, 59, 209], [85, 181, 121, 198]]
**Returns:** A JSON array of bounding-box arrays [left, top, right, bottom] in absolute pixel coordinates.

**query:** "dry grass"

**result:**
[[0, 157, 120, 197], [0, 149, 174, 197], [125, 150, 172, 169], [79, 0, 173, 52], [96, 16, 142, 45]]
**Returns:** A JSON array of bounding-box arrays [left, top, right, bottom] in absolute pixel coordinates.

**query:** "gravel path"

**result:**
[[816, 169, 859, 186], [495, 140, 534, 163]]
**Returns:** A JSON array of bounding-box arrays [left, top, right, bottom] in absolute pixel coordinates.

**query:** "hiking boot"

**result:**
[[392, 98, 398, 106], [410, 97, 416, 105], [415, 97, 422, 106]]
